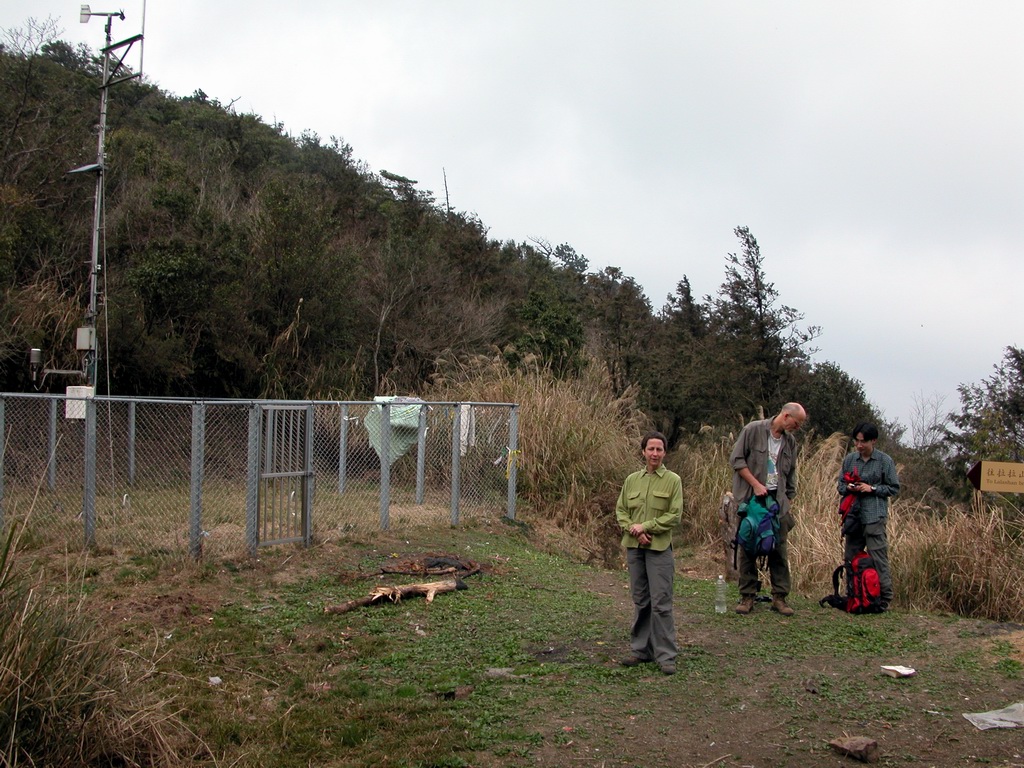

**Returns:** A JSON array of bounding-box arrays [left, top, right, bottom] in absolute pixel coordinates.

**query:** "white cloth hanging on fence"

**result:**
[[459, 404, 476, 457]]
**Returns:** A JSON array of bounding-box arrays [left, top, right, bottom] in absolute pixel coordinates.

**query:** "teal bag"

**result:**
[[735, 495, 781, 559]]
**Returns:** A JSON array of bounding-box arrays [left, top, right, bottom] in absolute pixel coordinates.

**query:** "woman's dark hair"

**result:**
[[852, 422, 879, 441], [641, 431, 668, 451]]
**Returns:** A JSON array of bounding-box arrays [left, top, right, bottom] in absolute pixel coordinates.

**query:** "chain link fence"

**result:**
[[0, 393, 519, 560]]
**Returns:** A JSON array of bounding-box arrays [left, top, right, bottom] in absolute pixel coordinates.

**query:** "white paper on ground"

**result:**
[[963, 702, 1024, 730], [880, 665, 916, 677]]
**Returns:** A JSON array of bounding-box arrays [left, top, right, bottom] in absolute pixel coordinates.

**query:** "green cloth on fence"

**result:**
[[364, 396, 424, 466]]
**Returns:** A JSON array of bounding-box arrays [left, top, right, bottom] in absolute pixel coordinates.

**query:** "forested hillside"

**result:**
[[0, 25, 908, 444]]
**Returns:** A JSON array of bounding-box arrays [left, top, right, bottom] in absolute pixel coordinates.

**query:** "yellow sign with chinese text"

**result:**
[[967, 461, 1024, 493]]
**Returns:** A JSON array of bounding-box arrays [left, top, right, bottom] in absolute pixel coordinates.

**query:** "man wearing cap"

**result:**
[[838, 422, 900, 610]]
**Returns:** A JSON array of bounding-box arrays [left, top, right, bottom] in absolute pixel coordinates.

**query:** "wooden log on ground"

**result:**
[[324, 578, 467, 614]]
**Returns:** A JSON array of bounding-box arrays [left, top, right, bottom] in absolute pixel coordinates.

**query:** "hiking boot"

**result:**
[[735, 596, 755, 615], [619, 656, 653, 667], [659, 662, 676, 676], [771, 597, 795, 616]]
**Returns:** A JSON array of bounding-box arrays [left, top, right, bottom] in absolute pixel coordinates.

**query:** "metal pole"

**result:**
[[379, 403, 391, 530], [415, 404, 427, 505], [337, 404, 349, 494], [127, 400, 136, 485], [450, 405, 462, 526], [506, 406, 519, 520], [83, 398, 97, 547], [245, 405, 260, 557], [84, 18, 114, 390], [303, 404, 313, 547], [189, 402, 206, 559], [48, 398, 58, 491]]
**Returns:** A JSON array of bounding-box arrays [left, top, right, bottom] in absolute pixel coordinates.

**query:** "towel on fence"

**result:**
[[364, 396, 425, 465], [458, 404, 476, 457]]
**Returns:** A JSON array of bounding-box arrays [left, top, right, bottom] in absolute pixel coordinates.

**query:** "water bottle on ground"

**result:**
[[715, 574, 727, 614]]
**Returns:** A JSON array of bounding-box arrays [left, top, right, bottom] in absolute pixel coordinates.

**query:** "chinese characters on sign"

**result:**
[[967, 461, 1024, 493]]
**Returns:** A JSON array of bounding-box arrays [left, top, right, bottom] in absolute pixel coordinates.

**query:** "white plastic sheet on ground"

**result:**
[[962, 702, 1024, 730]]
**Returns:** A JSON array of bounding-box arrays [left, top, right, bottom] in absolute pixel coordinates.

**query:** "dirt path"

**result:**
[[478, 568, 1024, 768], [78, 527, 1024, 768]]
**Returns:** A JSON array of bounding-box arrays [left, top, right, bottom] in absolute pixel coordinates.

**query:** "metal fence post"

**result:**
[[189, 402, 205, 560], [379, 403, 391, 530], [338, 404, 349, 495], [450, 404, 462, 526], [245, 404, 260, 557], [303, 403, 313, 547], [507, 405, 519, 520], [48, 398, 57, 491], [83, 397, 96, 548], [127, 400, 136, 486], [415, 404, 428, 505]]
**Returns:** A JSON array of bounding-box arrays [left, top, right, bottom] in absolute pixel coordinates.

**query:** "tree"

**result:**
[[641, 278, 724, 443], [661, 277, 705, 340], [707, 226, 820, 412], [789, 361, 875, 439], [947, 346, 1024, 469], [909, 391, 949, 452], [584, 267, 653, 395], [0, 23, 106, 391], [513, 288, 585, 377], [552, 243, 588, 274], [5, 29, 904, 448]]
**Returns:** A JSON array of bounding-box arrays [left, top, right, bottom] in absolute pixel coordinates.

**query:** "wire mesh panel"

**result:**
[[0, 394, 518, 560], [0, 396, 92, 551], [308, 402, 516, 535], [257, 405, 311, 548], [94, 398, 194, 556]]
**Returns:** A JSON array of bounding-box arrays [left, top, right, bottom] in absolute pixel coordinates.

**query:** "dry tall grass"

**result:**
[[425, 356, 649, 565], [673, 431, 736, 546], [426, 356, 645, 518], [894, 495, 1024, 620], [0, 518, 191, 766], [681, 430, 1024, 623], [785, 432, 856, 590], [429, 360, 1024, 621]]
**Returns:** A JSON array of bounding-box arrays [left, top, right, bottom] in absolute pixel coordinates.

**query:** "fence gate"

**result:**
[[256, 404, 312, 548]]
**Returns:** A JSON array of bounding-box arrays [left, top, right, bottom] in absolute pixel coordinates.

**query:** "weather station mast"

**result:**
[[29, 4, 144, 394]]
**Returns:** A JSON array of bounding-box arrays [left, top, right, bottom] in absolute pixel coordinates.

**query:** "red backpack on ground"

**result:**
[[819, 551, 884, 614]]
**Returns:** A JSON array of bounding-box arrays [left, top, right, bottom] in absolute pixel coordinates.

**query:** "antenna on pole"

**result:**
[[139, 0, 147, 77], [63, 6, 143, 393]]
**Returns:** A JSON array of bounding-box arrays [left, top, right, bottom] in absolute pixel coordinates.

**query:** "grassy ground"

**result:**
[[61, 516, 1024, 768]]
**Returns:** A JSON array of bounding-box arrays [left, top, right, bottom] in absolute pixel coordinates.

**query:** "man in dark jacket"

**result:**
[[838, 422, 900, 610]]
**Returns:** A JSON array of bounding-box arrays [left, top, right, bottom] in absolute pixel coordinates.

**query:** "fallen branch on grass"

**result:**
[[324, 578, 468, 614]]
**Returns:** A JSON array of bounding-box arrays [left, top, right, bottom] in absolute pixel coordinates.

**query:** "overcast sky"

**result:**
[[3, 1, 1022, 437]]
